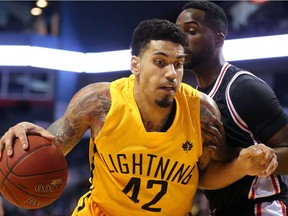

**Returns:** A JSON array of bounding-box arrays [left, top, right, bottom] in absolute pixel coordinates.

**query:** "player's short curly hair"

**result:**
[[182, 1, 228, 36], [130, 19, 187, 56]]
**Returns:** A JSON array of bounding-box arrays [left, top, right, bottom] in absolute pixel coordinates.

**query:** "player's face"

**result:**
[[132, 40, 185, 108], [176, 8, 217, 68]]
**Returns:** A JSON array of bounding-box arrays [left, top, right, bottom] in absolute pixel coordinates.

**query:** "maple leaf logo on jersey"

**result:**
[[182, 140, 193, 153]]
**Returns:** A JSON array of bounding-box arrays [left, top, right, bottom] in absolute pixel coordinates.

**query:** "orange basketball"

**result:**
[[0, 135, 68, 209]]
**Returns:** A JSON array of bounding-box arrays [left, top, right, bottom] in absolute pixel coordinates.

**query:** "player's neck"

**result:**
[[194, 59, 224, 89], [139, 102, 175, 132]]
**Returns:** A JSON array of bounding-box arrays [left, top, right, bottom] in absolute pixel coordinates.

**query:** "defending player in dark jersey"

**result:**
[[176, 1, 288, 216]]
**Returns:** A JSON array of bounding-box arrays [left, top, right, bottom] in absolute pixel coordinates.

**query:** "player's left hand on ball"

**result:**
[[0, 121, 56, 158]]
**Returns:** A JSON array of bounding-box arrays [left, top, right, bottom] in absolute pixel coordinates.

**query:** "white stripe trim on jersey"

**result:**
[[208, 62, 231, 98], [249, 175, 281, 200], [255, 200, 287, 216], [225, 71, 258, 139]]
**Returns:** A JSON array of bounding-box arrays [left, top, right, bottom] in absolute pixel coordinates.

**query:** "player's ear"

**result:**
[[215, 32, 225, 48], [131, 56, 140, 75]]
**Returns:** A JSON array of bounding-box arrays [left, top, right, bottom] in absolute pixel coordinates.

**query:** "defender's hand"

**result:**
[[201, 115, 225, 147]]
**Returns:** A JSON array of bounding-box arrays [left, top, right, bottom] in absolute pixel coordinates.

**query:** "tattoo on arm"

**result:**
[[200, 106, 212, 124], [99, 93, 111, 115], [48, 85, 111, 155], [48, 118, 82, 155]]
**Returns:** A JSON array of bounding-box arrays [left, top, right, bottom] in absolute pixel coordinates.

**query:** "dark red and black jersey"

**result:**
[[198, 62, 288, 216]]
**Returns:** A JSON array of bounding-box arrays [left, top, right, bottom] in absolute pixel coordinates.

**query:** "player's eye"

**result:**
[[174, 61, 184, 69], [187, 28, 196, 35], [154, 59, 165, 67]]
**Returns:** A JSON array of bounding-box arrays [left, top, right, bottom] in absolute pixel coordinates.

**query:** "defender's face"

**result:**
[[176, 9, 217, 67], [133, 40, 185, 108]]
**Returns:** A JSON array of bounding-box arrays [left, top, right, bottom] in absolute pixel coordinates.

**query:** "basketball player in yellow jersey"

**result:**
[[1, 19, 277, 216]]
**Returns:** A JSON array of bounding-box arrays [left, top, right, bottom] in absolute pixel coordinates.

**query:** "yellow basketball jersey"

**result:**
[[75, 75, 202, 216]]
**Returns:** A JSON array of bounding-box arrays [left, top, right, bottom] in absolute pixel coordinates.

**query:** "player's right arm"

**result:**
[[47, 82, 111, 156], [0, 82, 111, 157]]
